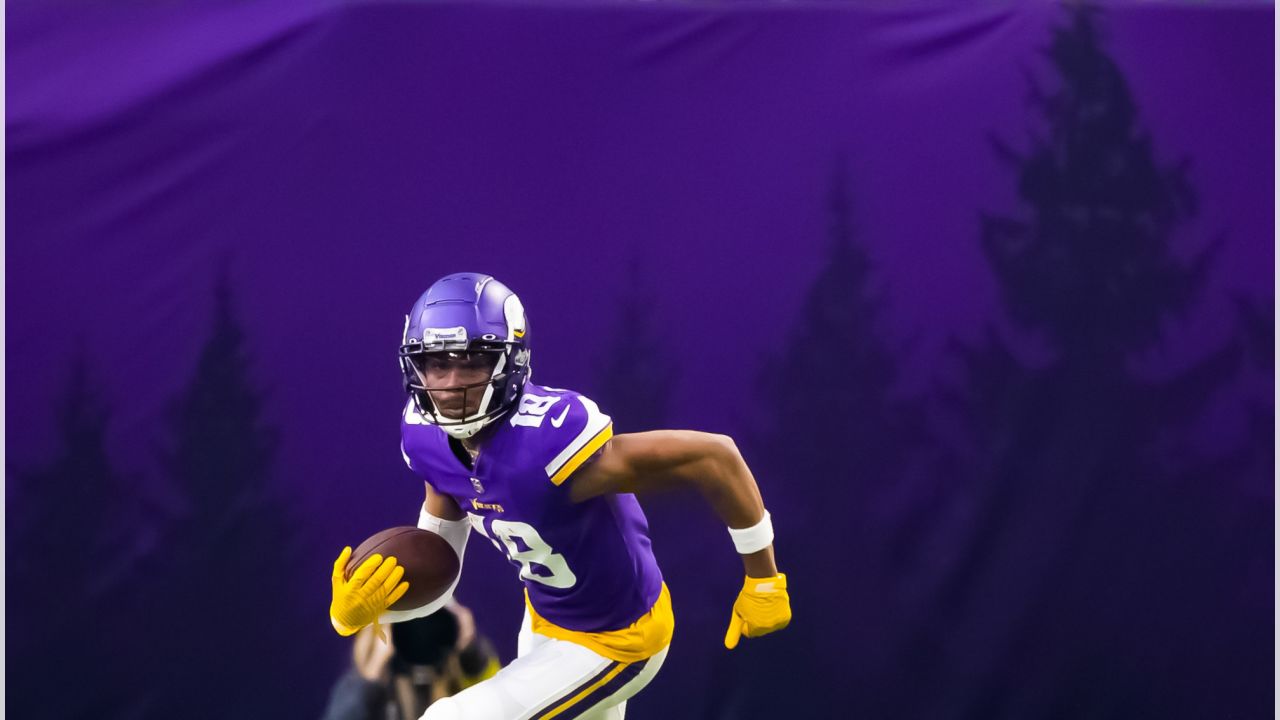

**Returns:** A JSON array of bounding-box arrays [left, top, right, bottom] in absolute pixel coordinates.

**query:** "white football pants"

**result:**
[[421, 609, 668, 720]]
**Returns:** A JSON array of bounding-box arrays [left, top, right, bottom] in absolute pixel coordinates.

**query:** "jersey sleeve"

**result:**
[[509, 389, 614, 486], [400, 399, 441, 490], [544, 394, 613, 486], [399, 437, 416, 473]]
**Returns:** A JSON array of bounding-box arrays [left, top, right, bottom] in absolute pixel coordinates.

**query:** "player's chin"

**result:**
[[438, 406, 476, 420]]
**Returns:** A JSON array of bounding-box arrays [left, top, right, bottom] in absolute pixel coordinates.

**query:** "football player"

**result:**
[[330, 273, 790, 719]]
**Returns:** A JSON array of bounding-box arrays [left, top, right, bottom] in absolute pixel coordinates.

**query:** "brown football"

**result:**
[[345, 527, 460, 611]]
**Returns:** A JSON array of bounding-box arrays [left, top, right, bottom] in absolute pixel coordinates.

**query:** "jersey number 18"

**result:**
[[477, 519, 578, 589]]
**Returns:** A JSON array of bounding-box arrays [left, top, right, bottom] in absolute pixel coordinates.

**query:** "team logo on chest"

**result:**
[[471, 477, 486, 494]]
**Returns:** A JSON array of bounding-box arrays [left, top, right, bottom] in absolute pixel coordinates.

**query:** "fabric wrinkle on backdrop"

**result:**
[[6, 1, 1272, 718]]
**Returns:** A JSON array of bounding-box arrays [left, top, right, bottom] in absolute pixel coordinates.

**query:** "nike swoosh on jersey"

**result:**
[[550, 404, 571, 428]]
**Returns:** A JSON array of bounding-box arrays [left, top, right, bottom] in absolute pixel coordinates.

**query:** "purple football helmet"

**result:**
[[399, 273, 532, 438]]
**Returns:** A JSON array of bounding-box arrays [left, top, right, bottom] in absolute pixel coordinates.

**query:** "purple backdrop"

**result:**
[[7, 1, 1272, 718]]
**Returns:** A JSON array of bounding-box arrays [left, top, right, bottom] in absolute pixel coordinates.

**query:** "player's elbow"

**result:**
[[689, 433, 744, 491], [715, 433, 739, 450], [706, 433, 742, 463], [671, 432, 739, 477]]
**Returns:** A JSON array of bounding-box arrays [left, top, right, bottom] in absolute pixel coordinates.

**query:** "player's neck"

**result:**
[[460, 421, 499, 455]]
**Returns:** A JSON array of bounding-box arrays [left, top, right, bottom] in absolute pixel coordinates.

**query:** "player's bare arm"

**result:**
[[568, 430, 777, 578], [424, 482, 466, 521], [568, 429, 791, 647]]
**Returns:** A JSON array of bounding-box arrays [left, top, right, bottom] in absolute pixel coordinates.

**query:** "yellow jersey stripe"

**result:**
[[538, 662, 629, 720], [544, 396, 610, 477], [549, 423, 612, 486]]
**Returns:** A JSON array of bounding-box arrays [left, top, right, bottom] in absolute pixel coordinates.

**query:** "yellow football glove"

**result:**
[[724, 573, 790, 650], [329, 546, 410, 637]]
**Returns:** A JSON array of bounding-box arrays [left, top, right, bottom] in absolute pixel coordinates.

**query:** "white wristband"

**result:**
[[418, 503, 471, 560], [728, 511, 774, 555]]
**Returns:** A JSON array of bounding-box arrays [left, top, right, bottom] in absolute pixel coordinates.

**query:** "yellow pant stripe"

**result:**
[[538, 661, 629, 719]]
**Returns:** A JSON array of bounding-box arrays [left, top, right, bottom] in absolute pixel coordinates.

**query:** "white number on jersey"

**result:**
[[510, 393, 562, 428], [484, 519, 578, 589]]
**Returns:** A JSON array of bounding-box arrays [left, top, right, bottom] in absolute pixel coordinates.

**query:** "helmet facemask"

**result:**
[[400, 345, 514, 439]]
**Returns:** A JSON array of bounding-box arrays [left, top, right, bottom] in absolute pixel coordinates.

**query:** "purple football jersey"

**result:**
[[400, 384, 664, 633]]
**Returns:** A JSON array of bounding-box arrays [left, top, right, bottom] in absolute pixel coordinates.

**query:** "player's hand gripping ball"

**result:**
[[347, 527, 462, 609], [330, 527, 463, 637], [724, 573, 791, 650], [329, 547, 408, 637]]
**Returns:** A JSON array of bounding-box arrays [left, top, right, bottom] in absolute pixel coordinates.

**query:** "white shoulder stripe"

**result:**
[[400, 440, 414, 470], [544, 396, 611, 478]]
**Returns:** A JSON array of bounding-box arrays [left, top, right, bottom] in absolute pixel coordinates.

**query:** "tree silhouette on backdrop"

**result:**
[[589, 258, 678, 434], [723, 164, 934, 719], [1233, 294, 1274, 496], [6, 357, 146, 718], [928, 6, 1268, 718], [750, 163, 913, 514], [140, 275, 309, 718]]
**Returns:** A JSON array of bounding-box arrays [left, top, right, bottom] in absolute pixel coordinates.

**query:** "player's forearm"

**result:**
[[572, 430, 780, 577], [676, 435, 778, 577], [681, 434, 766, 528]]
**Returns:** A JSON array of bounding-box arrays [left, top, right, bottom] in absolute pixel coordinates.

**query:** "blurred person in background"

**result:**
[[322, 601, 499, 720]]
